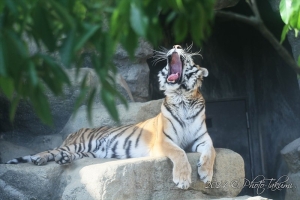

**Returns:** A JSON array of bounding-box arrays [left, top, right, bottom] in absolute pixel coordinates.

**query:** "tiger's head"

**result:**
[[156, 44, 208, 94]]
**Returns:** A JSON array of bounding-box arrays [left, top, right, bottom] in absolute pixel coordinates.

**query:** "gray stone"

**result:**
[[214, 0, 239, 10], [61, 99, 163, 139], [287, 31, 300, 65], [0, 141, 35, 164], [281, 138, 300, 200], [114, 39, 153, 60], [212, 196, 268, 200], [0, 148, 244, 200], [281, 137, 300, 173], [284, 172, 300, 200], [114, 40, 152, 102]]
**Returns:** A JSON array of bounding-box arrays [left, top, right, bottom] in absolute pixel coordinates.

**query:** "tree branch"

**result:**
[[215, 1, 300, 75]]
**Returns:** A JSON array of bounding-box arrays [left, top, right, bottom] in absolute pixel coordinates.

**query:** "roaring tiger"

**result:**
[[6, 44, 216, 189]]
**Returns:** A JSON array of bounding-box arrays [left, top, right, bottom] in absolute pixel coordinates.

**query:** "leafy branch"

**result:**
[[216, 0, 300, 75], [0, 0, 216, 125]]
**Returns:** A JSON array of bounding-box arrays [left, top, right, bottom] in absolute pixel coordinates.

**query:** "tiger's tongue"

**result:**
[[167, 53, 181, 82], [167, 73, 179, 81]]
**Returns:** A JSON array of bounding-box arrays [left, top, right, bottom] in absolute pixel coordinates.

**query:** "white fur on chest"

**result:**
[[162, 95, 206, 149]]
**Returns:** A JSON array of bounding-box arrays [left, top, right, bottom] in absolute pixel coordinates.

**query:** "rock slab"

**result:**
[[0, 148, 244, 200], [281, 137, 300, 200]]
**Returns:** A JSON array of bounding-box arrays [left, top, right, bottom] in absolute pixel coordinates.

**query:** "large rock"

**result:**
[[0, 148, 244, 200], [114, 40, 152, 102], [281, 137, 300, 173], [0, 141, 35, 164], [61, 99, 163, 139], [281, 138, 300, 200]]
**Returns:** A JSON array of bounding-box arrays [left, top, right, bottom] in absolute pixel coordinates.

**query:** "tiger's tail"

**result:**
[[5, 155, 33, 164]]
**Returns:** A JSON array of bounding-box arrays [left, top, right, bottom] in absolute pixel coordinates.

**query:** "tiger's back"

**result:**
[[61, 116, 159, 159]]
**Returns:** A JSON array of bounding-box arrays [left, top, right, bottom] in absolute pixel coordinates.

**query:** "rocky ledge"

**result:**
[[0, 148, 244, 200]]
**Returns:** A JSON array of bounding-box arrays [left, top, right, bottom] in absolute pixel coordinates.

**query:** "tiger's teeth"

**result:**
[[167, 79, 175, 83]]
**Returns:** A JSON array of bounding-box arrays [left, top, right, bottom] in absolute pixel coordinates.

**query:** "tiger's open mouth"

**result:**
[[167, 52, 183, 84]]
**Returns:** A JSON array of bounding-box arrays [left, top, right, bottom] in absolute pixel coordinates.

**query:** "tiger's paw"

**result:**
[[31, 155, 47, 166], [172, 162, 192, 189], [55, 151, 72, 165], [198, 165, 213, 183], [197, 153, 214, 183]]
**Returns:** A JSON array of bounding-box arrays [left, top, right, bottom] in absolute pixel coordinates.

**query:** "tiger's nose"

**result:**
[[173, 45, 182, 50]]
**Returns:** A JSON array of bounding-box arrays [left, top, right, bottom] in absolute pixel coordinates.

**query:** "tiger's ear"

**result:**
[[198, 66, 208, 77]]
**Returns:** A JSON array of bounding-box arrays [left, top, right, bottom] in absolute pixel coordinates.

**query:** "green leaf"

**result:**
[[297, 54, 300, 66], [9, 97, 20, 122], [101, 88, 119, 122], [5, 0, 18, 15], [29, 61, 38, 86], [280, 24, 289, 44], [0, 77, 14, 99], [0, 1, 4, 14], [175, 0, 185, 12], [130, 2, 148, 37], [33, 87, 53, 125], [173, 16, 188, 43], [122, 27, 138, 59], [0, 34, 6, 75], [73, 0, 87, 20], [60, 30, 76, 67], [87, 87, 97, 122], [166, 11, 177, 23], [295, 28, 299, 37], [73, 87, 88, 117], [32, 4, 56, 52], [75, 24, 100, 51], [280, 0, 300, 30], [48, 0, 75, 29]]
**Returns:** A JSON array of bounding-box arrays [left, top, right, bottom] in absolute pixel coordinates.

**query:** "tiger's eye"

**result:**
[[173, 45, 182, 49]]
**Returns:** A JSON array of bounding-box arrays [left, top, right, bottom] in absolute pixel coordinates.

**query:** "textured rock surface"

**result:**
[[61, 99, 163, 139], [0, 148, 244, 200], [281, 138, 300, 200], [0, 141, 35, 164], [113, 40, 152, 102], [284, 172, 300, 200], [281, 137, 300, 173], [212, 196, 268, 200]]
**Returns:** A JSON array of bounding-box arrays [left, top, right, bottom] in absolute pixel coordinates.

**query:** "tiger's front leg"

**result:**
[[154, 138, 192, 189], [192, 133, 216, 183]]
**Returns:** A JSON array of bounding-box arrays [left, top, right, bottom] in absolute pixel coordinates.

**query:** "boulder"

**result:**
[[281, 137, 300, 173], [60, 99, 163, 139], [0, 148, 244, 200], [281, 137, 300, 200], [212, 196, 268, 200], [113, 40, 152, 102], [0, 141, 35, 164]]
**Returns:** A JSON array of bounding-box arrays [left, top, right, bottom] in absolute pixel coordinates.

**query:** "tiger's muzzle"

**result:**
[[167, 52, 184, 84]]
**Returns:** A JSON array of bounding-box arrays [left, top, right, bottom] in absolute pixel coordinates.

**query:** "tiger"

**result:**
[[5, 44, 216, 189]]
